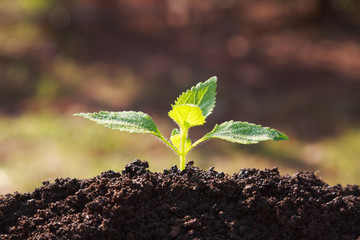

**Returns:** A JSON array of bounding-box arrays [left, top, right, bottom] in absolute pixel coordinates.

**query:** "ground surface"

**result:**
[[0, 160, 359, 240]]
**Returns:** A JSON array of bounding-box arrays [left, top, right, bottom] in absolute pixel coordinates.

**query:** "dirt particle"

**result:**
[[169, 225, 181, 238]]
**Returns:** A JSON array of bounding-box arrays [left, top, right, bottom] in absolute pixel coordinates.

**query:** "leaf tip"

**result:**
[[273, 131, 289, 141], [208, 76, 217, 82]]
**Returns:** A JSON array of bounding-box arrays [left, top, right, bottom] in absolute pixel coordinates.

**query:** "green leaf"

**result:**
[[170, 128, 192, 151], [74, 111, 161, 136], [203, 121, 288, 144], [174, 76, 217, 118], [171, 128, 179, 136], [168, 104, 206, 129]]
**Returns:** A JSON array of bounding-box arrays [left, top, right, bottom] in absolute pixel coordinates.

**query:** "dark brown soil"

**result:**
[[1, 160, 359, 240]]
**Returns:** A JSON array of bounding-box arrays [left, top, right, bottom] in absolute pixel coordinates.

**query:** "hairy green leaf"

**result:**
[[203, 121, 288, 144], [168, 104, 206, 129], [74, 111, 161, 136], [174, 76, 217, 118]]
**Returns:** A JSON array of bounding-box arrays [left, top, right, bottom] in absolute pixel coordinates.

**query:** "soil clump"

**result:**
[[1, 160, 359, 239]]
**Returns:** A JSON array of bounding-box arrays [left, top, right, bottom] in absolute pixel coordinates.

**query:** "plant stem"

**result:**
[[185, 137, 205, 155], [156, 134, 179, 154], [179, 127, 188, 170]]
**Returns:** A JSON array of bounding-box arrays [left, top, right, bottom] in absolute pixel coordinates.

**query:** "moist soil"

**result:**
[[0, 160, 359, 240]]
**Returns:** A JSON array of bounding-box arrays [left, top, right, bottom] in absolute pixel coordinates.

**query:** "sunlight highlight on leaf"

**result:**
[[168, 104, 206, 129]]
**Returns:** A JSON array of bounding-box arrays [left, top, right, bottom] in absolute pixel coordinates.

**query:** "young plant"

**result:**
[[74, 77, 288, 170]]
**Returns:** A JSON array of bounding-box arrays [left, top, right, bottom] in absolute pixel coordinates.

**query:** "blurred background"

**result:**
[[1, 0, 360, 194]]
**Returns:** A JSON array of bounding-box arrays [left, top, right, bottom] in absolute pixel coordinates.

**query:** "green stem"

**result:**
[[154, 133, 179, 154], [184, 136, 208, 155], [179, 126, 188, 170]]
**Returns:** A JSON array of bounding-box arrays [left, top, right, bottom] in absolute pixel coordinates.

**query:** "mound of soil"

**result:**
[[1, 160, 359, 240]]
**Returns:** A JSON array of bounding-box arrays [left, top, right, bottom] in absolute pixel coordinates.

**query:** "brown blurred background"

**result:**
[[1, 0, 360, 194]]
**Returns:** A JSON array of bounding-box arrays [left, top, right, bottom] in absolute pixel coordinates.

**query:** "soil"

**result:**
[[0, 160, 359, 240]]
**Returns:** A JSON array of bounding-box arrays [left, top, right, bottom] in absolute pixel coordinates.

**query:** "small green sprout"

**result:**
[[74, 77, 288, 170]]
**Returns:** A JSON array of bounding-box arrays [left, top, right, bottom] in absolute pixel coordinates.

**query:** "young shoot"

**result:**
[[74, 77, 288, 170]]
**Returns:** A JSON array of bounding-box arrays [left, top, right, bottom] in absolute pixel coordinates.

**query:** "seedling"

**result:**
[[74, 77, 288, 170]]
